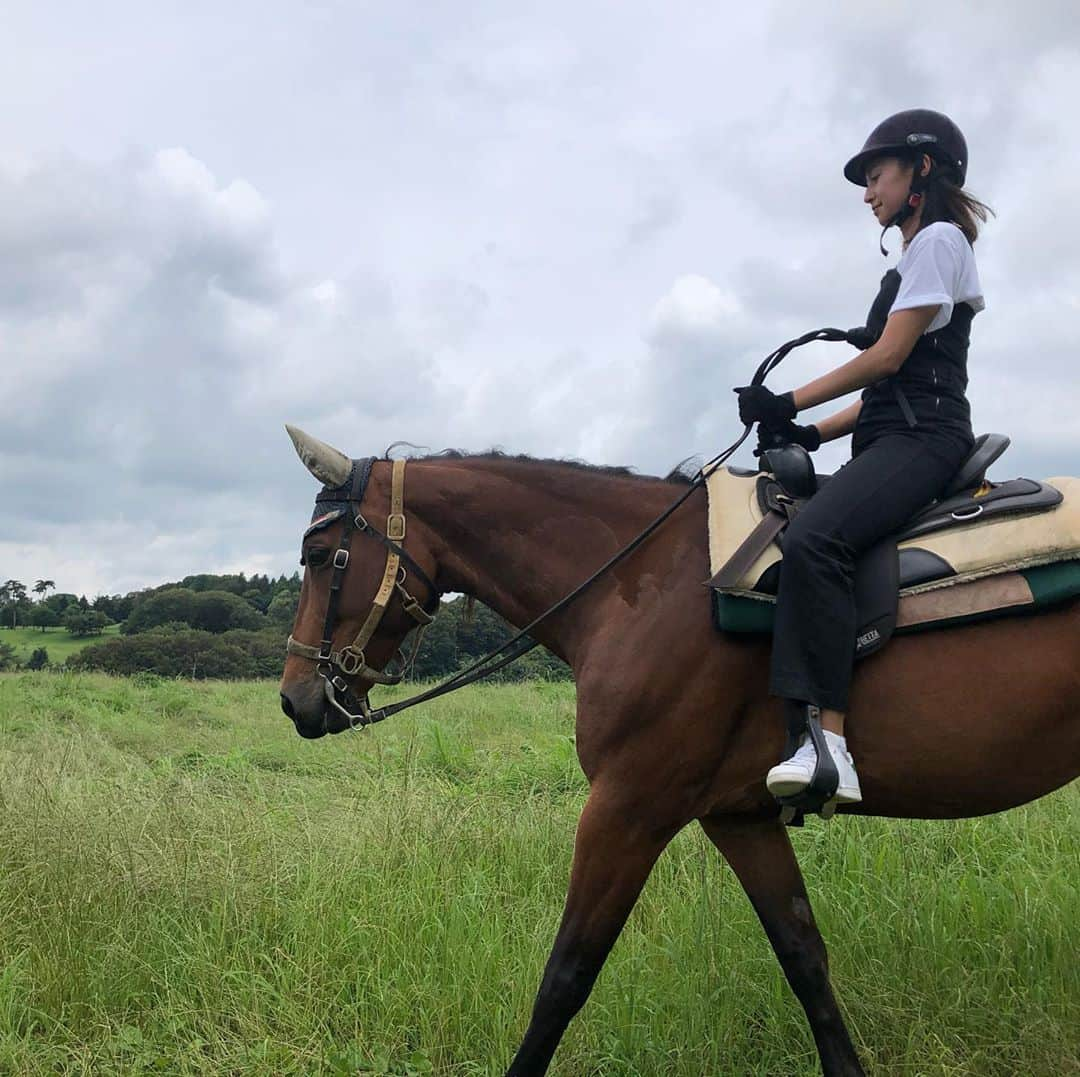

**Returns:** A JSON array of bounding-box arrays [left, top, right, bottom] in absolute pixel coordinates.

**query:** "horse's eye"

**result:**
[[304, 547, 331, 569]]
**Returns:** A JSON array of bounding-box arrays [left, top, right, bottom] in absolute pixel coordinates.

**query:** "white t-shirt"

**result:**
[[890, 221, 985, 333]]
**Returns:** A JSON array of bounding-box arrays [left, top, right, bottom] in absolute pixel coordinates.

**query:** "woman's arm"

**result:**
[[814, 399, 863, 442], [790, 305, 941, 411]]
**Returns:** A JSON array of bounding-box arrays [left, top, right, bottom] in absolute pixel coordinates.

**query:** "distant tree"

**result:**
[[243, 588, 270, 612], [171, 574, 273, 610], [406, 597, 570, 682], [178, 573, 245, 595], [27, 605, 62, 631], [33, 579, 56, 599], [92, 594, 137, 622], [123, 588, 262, 634], [266, 588, 300, 628], [123, 589, 198, 634], [1, 580, 27, 603], [189, 590, 263, 633], [219, 628, 287, 677], [70, 626, 283, 679], [64, 609, 112, 637], [44, 593, 80, 615], [1, 580, 30, 628], [25, 647, 49, 670]]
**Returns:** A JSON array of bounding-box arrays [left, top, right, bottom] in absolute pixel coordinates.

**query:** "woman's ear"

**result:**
[[920, 153, 932, 177]]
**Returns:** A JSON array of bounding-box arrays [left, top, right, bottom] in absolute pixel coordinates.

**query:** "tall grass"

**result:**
[[0, 672, 1076, 1075]]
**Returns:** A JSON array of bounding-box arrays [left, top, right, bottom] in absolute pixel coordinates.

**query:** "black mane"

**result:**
[[382, 444, 696, 486]]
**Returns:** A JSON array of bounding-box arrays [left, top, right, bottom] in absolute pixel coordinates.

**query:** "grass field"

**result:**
[[0, 672, 1076, 1076], [0, 624, 121, 664]]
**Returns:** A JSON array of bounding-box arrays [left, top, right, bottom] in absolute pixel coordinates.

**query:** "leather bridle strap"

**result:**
[[286, 458, 438, 686], [346, 457, 409, 661]]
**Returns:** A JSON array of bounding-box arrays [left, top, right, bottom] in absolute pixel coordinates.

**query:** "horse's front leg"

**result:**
[[506, 783, 677, 1077], [700, 816, 865, 1077]]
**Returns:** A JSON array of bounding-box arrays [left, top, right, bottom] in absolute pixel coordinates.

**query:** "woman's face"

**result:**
[[863, 156, 916, 224]]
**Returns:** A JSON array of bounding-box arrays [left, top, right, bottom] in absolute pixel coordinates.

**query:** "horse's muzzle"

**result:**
[[280, 678, 331, 739]]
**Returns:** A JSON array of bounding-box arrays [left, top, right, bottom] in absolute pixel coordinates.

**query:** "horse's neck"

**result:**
[[410, 458, 683, 657]]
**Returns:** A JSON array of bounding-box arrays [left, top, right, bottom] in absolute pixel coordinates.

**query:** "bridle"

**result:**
[[286, 456, 441, 728]]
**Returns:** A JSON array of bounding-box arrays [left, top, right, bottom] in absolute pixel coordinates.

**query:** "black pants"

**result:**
[[769, 431, 970, 712]]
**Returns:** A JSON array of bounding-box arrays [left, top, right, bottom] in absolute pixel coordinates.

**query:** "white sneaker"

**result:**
[[766, 730, 862, 804]]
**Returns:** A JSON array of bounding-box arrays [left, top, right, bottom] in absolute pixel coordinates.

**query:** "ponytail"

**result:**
[[916, 164, 994, 244]]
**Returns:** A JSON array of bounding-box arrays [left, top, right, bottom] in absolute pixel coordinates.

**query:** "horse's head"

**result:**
[[278, 426, 441, 738]]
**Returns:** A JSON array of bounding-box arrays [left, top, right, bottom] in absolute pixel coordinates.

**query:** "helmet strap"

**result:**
[[879, 156, 931, 257]]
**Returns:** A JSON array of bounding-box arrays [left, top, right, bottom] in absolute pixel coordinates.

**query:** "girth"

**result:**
[[286, 458, 440, 718]]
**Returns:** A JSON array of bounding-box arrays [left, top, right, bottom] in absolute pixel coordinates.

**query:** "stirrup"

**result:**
[[775, 702, 839, 826]]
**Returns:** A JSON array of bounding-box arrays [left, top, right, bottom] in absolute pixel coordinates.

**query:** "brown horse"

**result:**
[[278, 432, 1080, 1077]]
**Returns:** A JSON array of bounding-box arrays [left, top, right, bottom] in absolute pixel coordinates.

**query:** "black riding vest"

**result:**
[[851, 268, 975, 455]]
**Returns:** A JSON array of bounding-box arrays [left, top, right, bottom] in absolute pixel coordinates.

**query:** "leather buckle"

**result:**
[[317, 641, 333, 662], [333, 548, 350, 569], [387, 513, 406, 541]]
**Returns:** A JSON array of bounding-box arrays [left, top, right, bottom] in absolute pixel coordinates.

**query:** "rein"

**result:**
[[288, 326, 855, 729]]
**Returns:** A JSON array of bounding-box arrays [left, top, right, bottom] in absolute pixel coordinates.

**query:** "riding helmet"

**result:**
[[844, 109, 968, 187]]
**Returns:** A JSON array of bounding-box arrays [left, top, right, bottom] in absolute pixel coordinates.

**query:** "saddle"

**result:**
[[707, 434, 1080, 658]]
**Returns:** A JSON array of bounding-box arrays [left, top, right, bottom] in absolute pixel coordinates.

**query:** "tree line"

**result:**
[[0, 572, 568, 682]]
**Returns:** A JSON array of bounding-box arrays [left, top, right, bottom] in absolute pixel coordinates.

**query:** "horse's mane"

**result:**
[[382, 443, 696, 486]]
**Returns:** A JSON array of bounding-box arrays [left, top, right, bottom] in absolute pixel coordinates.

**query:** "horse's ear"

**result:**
[[285, 425, 352, 487]]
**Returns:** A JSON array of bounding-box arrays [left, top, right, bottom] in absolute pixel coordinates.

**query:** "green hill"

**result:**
[[0, 623, 120, 664]]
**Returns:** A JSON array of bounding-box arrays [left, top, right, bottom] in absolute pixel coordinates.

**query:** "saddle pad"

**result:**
[[706, 467, 1080, 597], [712, 560, 1080, 635]]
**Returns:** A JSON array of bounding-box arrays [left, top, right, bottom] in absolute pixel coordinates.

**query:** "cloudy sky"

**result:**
[[2, 1, 1078, 597]]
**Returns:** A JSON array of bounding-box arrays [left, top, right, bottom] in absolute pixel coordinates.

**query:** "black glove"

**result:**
[[755, 420, 822, 457], [845, 326, 876, 351], [733, 385, 797, 426]]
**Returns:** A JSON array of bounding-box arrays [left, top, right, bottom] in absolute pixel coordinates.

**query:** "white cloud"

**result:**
[[0, 2, 1077, 598]]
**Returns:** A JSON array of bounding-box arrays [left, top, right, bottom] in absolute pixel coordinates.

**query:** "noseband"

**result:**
[[286, 457, 441, 727]]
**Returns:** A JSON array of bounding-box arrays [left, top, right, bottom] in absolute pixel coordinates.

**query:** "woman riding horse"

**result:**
[[735, 109, 993, 805]]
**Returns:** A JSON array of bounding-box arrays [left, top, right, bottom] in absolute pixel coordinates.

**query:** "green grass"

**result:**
[[0, 623, 121, 663], [0, 672, 1076, 1076]]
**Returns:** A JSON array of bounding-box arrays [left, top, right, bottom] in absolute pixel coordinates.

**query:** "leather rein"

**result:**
[[286, 325, 854, 730]]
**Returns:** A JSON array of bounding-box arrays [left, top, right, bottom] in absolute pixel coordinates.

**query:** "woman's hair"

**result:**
[[913, 155, 995, 244]]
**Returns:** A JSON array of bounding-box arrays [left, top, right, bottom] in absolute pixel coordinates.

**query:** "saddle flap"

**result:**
[[852, 538, 899, 657]]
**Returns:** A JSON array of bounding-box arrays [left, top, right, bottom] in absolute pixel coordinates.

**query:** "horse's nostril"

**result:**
[[280, 692, 296, 720]]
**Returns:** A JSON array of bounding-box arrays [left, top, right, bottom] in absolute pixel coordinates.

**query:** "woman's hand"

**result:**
[[734, 385, 797, 426], [756, 420, 822, 456]]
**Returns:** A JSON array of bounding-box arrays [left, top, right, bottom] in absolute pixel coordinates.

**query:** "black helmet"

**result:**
[[844, 109, 968, 187]]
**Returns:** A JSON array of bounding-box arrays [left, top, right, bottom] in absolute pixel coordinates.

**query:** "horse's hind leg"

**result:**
[[506, 784, 677, 1077], [700, 816, 865, 1077]]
